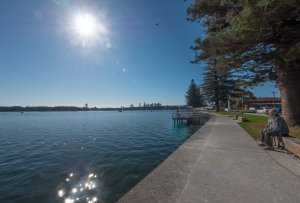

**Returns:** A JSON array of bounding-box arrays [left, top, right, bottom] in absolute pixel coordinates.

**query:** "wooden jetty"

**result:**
[[172, 109, 202, 125]]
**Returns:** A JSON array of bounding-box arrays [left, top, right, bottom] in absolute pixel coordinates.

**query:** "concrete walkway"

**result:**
[[118, 114, 300, 203]]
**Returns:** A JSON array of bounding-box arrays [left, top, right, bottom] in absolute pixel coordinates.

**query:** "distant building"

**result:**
[[244, 97, 281, 109], [85, 103, 88, 109]]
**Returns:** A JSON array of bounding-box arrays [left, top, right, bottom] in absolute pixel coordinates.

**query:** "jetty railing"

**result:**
[[172, 109, 202, 125]]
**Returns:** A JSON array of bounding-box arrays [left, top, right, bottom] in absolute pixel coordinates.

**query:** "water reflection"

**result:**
[[0, 111, 207, 203], [58, 172, 99, 203], [58, 189, 64, 197]]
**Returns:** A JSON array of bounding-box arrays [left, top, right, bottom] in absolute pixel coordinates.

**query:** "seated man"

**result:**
[[263, 109, 289, 150], [258, 110, 272, 146]]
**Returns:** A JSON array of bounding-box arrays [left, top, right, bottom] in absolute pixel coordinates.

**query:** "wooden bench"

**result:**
[[273, 136, 300, 158], [238, 116, 247, 122]]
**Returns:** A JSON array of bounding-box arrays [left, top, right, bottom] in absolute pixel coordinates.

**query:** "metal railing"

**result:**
[[172, 109, 202, 119]]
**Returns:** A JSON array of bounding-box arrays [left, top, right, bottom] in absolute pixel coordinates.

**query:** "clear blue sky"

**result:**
[[0, 0, 279, 107]]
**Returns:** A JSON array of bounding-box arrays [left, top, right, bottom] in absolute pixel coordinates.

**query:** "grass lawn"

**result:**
[[217, 112, 300, 140], [239, 115, 267, 140], [217, 111, 231, 116], [289, 127, 300, 138]]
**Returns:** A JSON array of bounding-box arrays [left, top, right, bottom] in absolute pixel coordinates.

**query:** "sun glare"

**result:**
[[74, 13, 98, 38], [69, 11, 110, 48]]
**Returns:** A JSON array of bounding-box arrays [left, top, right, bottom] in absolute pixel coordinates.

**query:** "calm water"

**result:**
[[0, 111, 207, 203]]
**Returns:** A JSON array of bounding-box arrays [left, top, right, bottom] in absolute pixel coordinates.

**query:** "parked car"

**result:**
[[249, 107, 256, 111], [204, 106, 214, 110], [223, 108, 230, 112], [274, 106, 282, 113], [256, 107, 271, 114]]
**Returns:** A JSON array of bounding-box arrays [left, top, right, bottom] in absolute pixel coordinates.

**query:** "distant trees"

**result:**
[[187, 0, 300, 126], [0, 106, 88, 112], [185, 79, 202, 107], [0, 105, 194, 112], [142, 102, 161, 108]]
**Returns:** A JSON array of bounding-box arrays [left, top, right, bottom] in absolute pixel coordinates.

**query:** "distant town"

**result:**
[[0, 97, 282, 112], [0, 103, 188, 112]]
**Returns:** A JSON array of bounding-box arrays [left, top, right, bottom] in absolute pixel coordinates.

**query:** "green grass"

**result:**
[[290, 129, 300, 138], [242, 114, 268, 122], [239, 120, 265, 140], [217, 112, 231, 116], [238, 114, 267, 140], [218, 112, 300, 140]]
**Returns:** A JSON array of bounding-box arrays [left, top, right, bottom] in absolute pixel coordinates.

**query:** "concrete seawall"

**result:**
[[118, 113, 300, 203]]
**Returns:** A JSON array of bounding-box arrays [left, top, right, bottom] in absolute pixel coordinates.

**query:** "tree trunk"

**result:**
[[215, 87, 220, 111], [215, 100, 220, 112], [214, 72, 220, 112], [276, 63, 300, 127]]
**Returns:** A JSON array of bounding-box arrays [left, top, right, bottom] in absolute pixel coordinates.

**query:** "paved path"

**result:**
[[118, 114, 300, 203]]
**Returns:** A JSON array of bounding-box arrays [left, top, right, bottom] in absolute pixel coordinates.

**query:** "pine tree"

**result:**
[[201, 58, 255, 111], [202, 61, 235, 111], [185, 79, 202, 108]]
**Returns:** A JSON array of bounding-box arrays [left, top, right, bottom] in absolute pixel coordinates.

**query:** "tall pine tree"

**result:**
[[201, 59, 254, 110], [185, 79, 202, 108], [202, 61, 235, 111]]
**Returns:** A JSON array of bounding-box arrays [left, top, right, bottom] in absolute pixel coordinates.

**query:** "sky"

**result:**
[[0, 0, 280, 108]]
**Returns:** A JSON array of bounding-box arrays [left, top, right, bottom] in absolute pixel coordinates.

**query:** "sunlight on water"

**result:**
[[58, 172, 99, 203], [58, 190, 64, 197], [0, 111, 207, 202]]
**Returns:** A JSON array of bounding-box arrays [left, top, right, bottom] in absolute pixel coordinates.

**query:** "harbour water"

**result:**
[[0, 111, 207, 203]]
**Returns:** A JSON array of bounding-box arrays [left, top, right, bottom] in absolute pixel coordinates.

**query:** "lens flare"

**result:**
[[69, 10, 110, 48], [74, 13, 97, 37]]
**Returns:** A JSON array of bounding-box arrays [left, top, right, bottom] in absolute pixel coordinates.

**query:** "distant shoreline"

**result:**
[[0, 105, 187, 112]]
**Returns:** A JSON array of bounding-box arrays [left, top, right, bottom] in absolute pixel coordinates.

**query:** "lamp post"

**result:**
[[241, 97, 244, 110], [272, 91, 275, 108]]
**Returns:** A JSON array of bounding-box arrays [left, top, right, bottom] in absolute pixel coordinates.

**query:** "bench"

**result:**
[[238, 116, 247, 122], [273, 136, 300, 158]]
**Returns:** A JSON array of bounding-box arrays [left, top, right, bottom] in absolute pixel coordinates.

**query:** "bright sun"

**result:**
[[70, 11, 109, 47], [74, 13, 98, 38]]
